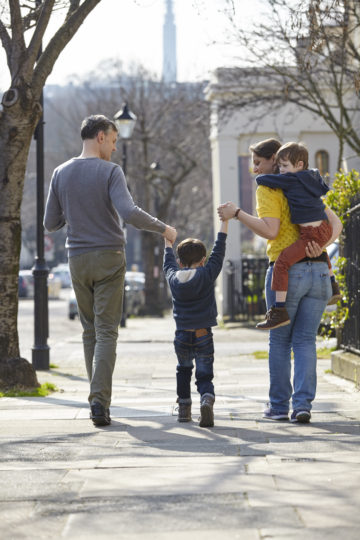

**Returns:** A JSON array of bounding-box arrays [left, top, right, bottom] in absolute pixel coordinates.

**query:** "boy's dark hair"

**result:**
[[249, 138, 282, 159], [276, 141, 309, 170], [176, 238, 206, 267], [80, 115, 118, 140]]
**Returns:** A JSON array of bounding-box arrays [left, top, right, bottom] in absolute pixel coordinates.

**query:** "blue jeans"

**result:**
[[265, 262, 331, 413], [174, 329, 214, 400]]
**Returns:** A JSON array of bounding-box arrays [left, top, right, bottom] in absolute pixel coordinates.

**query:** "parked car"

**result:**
[[48, 272, 62, 299], [18, 270, 34, 298], [18, 269, 61, 299], [68, 271, 146, 320], [68, 288, 78, 320], [124, 271, 146, 317], [51, 264, 72, 288]]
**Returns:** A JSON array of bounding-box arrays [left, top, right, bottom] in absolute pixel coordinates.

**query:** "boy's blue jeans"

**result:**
[[174, 328, 214, 400]]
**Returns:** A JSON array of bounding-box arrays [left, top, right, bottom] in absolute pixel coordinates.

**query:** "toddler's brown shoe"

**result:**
[[256, 307, 290, 330]]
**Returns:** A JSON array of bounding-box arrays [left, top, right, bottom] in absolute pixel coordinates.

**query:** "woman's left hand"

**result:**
[[305, 240, 323, 258], [218, 202, 237, 221]]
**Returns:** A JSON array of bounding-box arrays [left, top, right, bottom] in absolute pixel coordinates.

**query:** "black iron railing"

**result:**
[[341, 195, 360, 354], [225, 257, 268, 322]]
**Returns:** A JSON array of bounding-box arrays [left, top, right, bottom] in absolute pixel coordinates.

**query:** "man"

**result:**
[[44, 114, 176, 427]]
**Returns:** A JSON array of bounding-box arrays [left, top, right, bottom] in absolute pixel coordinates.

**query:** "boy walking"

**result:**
[[163, 219, 228, 427], [255, 141, 340, 330]]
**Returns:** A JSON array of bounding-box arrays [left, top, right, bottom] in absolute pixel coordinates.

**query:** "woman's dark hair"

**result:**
[[249, 138, 282, 159], [80, 115, 117, 140]]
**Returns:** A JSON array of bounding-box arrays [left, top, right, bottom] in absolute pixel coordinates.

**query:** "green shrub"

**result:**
[[324, 169, 360, 335]]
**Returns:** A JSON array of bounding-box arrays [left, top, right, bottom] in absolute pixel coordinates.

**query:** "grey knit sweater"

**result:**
[[44, 157, 166, 257]]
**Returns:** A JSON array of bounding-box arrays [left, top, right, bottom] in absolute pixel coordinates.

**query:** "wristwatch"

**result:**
[[234, 208, 241, 219]]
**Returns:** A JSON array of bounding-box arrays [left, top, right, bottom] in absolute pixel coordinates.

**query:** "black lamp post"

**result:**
[[114, 102, 137, 177], [114, 102, 137, 327], [32, 0, 49, 370]]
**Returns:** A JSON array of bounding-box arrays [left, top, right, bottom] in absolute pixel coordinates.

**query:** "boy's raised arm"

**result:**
[[220, 218, 228, 234]]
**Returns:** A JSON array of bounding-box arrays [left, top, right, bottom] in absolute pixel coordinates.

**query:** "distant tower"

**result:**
[[162, 0, 177, 83]]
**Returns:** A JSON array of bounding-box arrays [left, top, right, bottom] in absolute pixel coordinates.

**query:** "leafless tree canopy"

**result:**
[[217, 0, 360, 166], [21, 62, 213, 314], [0, 1, 102, 98]]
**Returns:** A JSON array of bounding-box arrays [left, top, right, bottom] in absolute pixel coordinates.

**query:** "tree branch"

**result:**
[[65, 0, 80, 21], [24, 0, 56, 80], [0, 19, 11, 58], [8, 0, 26, 75], [32, 0, 102, 94]]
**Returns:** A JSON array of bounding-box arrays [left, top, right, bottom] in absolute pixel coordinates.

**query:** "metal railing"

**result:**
[[341, 195, 360, 354], [225, 257, 268, 322]]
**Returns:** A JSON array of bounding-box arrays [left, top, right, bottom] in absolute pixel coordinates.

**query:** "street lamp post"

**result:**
[[114, 102, 137, 327], [32, 0, 49, 370], [32, 89, 50, 369], [114, 102, 137, 177]]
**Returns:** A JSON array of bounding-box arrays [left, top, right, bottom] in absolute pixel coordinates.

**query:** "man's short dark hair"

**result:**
[[176, 238, 206, 267], [80, 115, 118, 140]]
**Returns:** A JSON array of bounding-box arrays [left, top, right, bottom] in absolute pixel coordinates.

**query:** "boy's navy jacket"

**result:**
[[163, 232, 227, 330], [256, 169, 330, 224]]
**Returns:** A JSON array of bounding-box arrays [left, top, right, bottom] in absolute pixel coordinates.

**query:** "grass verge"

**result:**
[[0, 382, 58, 398]]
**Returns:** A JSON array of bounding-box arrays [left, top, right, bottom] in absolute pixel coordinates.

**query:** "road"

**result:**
[[18, 288, 82, 362]]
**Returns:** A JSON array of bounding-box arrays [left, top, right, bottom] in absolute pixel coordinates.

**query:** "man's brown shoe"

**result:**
[[256, 307, 290, 330], [327, 281, 342, 305]]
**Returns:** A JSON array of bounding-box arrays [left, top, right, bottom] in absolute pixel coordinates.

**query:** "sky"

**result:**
[[0, 0, 263, 90]]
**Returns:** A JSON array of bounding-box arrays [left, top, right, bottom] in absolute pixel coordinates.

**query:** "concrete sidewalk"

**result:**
[[1, 317, 360, 539]]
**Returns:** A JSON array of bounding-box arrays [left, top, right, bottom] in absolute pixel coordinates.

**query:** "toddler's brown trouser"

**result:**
[[272, 220, 332, 292]]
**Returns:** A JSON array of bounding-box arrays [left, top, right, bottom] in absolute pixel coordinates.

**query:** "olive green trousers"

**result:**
[[69, 250, 126, 409]]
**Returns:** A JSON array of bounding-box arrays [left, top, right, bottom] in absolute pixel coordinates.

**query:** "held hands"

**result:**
[[217, 202, 237, 221], [163, 225, 177, 247]]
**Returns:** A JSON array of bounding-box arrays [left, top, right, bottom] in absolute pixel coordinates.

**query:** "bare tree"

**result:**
[[32, 63, 212, 315], [0, 0, 103, 389], [110, 69, 212, 315], [218, 0, 360, 168]]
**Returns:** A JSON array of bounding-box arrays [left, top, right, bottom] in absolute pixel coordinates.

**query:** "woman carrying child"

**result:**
[[217, 138, 342, 424]]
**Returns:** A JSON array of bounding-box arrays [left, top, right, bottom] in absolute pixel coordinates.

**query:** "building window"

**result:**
[[315, 150, 329, 176]]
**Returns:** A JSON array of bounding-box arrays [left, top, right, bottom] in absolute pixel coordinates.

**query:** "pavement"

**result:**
[[1, 315, 360, 539]]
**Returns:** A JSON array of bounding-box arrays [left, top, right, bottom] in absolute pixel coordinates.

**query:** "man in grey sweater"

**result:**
[[44, 114, 176, 427]]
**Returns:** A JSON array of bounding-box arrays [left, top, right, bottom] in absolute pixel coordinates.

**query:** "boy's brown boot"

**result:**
[[199, 393, 215, 428], [256, 306, 290, 330], [176, 398, 192, 422], [327, 281, 342, 305]]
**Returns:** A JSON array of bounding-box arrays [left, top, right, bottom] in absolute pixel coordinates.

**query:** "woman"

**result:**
[[218, 138, 342, 423]]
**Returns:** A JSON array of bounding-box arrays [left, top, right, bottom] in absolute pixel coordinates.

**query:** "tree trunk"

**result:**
[[0, 89, 40, 390], [141, 231, 163, 316]]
